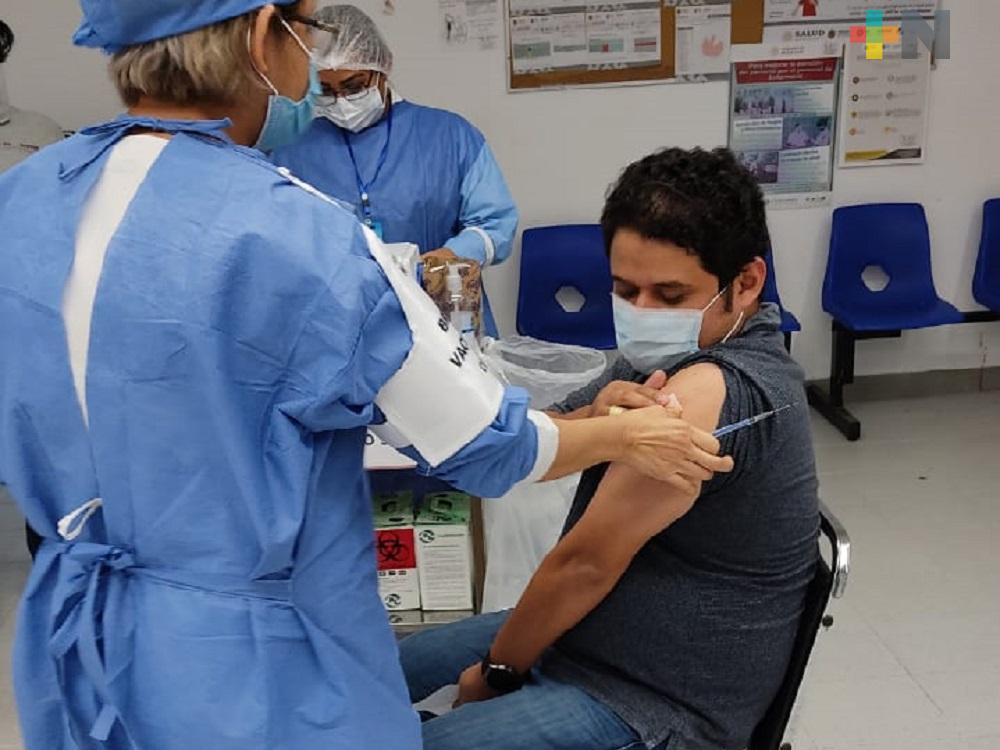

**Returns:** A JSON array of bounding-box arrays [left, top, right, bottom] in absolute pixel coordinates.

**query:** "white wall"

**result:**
[[4, 0, 999, 379]]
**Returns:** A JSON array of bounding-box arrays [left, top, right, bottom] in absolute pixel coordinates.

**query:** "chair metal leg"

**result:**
[[807, 323, 861, 441], [835, 323, 856, 388], [963, 310, 1000, 323]]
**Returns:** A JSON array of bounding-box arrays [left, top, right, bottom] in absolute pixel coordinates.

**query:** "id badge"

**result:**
[[371, 220, 384, 240]]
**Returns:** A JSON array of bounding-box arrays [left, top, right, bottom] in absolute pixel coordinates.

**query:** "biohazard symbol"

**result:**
[[377, 531, 411, 563]]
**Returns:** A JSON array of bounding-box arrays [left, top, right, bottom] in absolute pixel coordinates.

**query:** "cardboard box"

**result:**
[[415, 493, 474, 611], [373, 492, 421, 611]]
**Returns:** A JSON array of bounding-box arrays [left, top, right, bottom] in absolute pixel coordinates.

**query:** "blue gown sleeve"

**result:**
[[400, 388, 540, 499], [443, 143, 519, 267], [279, 273, 412, 433]]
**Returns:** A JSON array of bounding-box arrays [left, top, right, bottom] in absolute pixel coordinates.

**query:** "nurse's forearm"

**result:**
[[540, 416, 628, 480]]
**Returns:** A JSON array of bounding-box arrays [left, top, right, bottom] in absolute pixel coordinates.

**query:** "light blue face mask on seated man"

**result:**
[[612, 287, 744, 373]]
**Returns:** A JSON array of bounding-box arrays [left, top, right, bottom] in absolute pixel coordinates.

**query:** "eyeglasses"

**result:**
[[320, 72, 381, 102], [282, 12, 340, 36]]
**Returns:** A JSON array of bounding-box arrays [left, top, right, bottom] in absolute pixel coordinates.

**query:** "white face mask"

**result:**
[[316, 86, 385, 132], [612, 287, 744, 373]]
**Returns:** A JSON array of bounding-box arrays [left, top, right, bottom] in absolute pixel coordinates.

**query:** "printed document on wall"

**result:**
[[675, 2, 732, 77], [729, 42, 842, 209], [762, 22, 851, 56], [838, 34, 930, 166], [763, 0, 936, 23], [509, 1, 661, 74], [441, 0, 501, 51]]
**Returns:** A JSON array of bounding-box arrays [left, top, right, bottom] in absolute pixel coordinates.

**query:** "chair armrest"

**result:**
[[819, 499, 851, 599]]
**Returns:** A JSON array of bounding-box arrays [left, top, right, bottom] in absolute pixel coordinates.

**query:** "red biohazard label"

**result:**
[[375, 528, 417, 571]]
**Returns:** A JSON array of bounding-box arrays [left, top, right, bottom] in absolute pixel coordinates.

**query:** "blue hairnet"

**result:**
[[313, 5, 392, 74], [74, 0, 297, 53]]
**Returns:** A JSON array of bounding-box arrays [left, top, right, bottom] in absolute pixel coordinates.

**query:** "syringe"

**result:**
[[712, 403, 795, 438]]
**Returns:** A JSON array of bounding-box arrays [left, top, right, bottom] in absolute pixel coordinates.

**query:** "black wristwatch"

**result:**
[[481, 650, 528, 694]]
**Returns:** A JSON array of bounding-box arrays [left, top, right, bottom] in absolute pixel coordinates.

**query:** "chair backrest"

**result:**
[[516, 225, 617, 350], [747, 507, 844, 750], [973, 198, 1000, 308], [824, 203, 944, 317], [762, 245, 801, 334], [761, 245, 785, 310]]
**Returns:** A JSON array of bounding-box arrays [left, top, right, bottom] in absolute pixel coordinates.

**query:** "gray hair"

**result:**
[[109, 13, 262, 107]]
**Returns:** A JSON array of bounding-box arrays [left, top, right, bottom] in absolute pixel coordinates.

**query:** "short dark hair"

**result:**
[[600, 147, 769, 289], [0, 22, 14, 64]]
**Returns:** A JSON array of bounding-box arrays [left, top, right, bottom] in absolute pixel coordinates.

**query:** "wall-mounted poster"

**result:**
[[440, 0, 501, 51], [729, 42, 842, 209], [674, 2, 732, 77], [837, 26, 931, 166]]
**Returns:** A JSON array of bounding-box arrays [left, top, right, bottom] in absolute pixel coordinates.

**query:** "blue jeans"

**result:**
[[399, 611, 648, 750]]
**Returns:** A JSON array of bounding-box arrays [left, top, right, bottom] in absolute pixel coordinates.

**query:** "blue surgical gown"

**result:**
[[0, 116, 540, 749], [272, 101, 518, 337]]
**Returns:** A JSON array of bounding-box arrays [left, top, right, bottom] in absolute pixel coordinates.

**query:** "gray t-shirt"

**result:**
[[542, 303, 820, 750]]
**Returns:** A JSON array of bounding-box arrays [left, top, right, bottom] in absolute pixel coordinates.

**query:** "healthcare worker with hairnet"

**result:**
[[0, 1, 732, 748], [272, 4, 515, 336]]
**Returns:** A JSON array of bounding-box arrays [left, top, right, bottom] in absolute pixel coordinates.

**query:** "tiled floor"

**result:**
[[1, 391, 998, 749]]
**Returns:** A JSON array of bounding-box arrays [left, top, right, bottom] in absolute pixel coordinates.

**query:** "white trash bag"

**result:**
[[479, 336, 607, 612], [480, 335, 607, 410], [481, 473, 581, 612]]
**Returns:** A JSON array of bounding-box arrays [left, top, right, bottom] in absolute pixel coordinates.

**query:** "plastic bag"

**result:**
[[382, 242, 421, 278], [480, 336, 607, 410], [478, 337, 605, 611], [481, 473, 581, 612]]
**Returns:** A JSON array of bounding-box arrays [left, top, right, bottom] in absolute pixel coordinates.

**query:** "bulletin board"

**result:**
[[507, 0, 765, 91]]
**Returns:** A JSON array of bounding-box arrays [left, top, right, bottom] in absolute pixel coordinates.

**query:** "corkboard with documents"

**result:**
[[507, 0, 764, 91]]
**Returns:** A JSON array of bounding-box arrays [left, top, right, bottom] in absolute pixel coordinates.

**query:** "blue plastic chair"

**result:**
[[823, 203, 962, 331], [973, 198, 1000, 312], [517, 224, 616, 349], [762, 245, 801, 336], [810, 203, 963, 441]]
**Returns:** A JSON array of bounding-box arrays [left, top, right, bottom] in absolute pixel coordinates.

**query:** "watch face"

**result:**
[[484, 664, 524, 694]]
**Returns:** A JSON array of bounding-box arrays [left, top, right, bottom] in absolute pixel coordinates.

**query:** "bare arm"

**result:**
[[459, 364, 726, 698]]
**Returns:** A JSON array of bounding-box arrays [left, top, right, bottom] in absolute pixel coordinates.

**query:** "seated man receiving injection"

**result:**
[[399, 147, 821, 750]]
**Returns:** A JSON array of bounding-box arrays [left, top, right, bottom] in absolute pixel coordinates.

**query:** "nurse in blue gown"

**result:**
[[272, 4, 516, 337], [0, 2, 730, 748]]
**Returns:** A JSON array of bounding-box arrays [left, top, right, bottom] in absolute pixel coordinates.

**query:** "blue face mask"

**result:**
[[612, 287, 743, 373], [251, 19, 320, 153]]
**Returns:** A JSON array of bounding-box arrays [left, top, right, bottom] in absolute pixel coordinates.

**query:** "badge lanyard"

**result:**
[[343, 103, 393, 238]]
